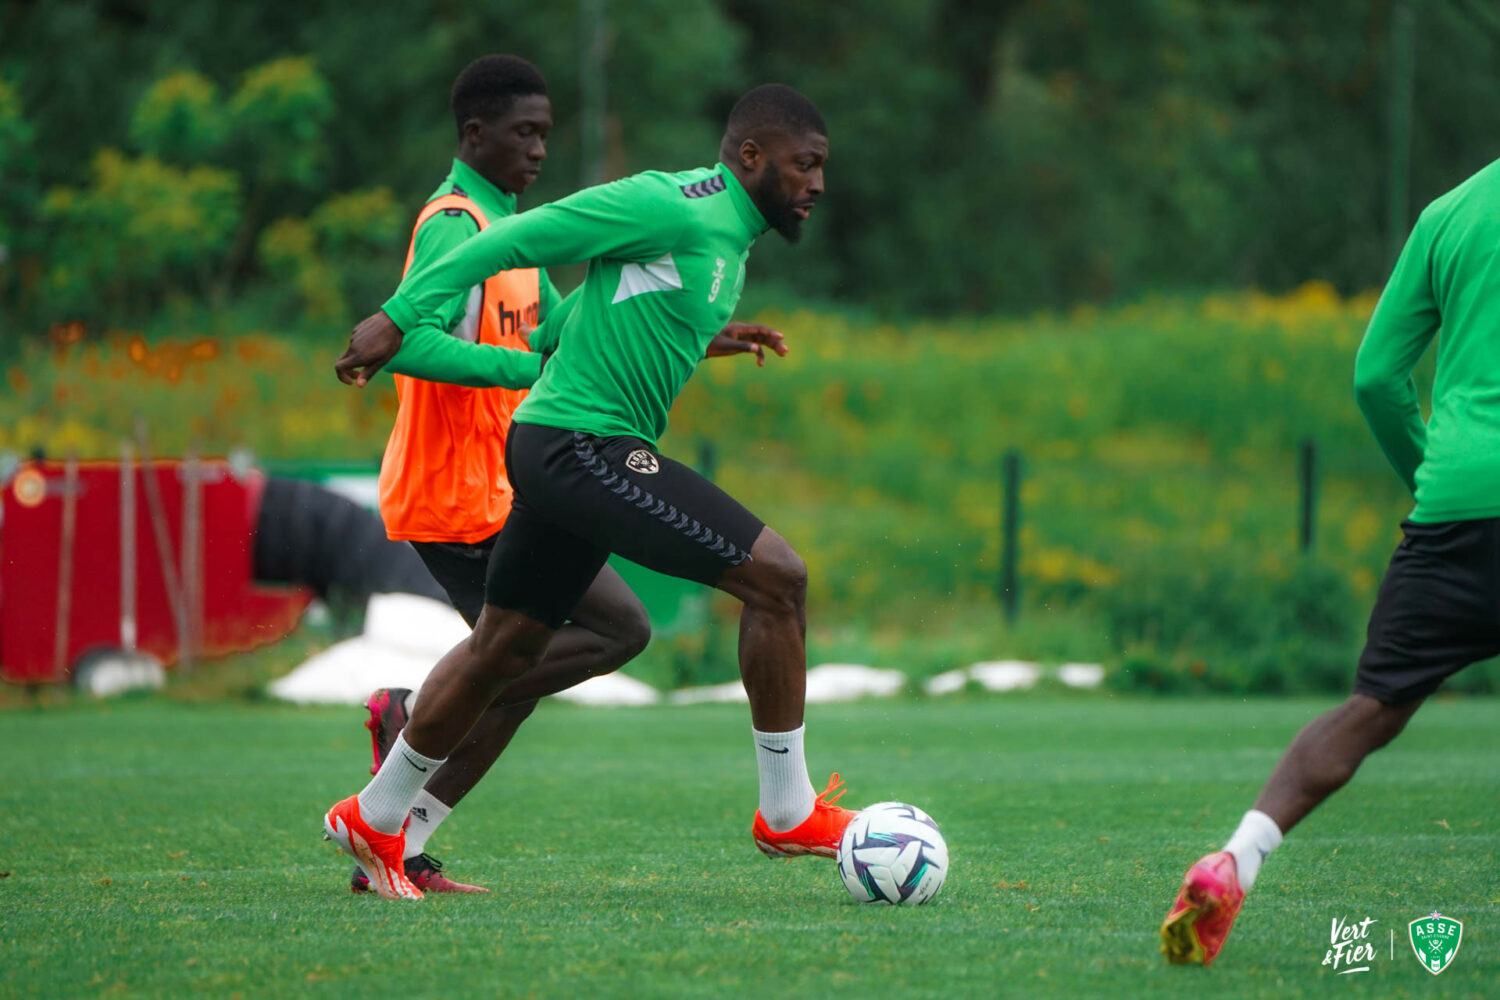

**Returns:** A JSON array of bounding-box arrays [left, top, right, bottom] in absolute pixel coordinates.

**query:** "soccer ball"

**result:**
[[837, 801, 948, 905]]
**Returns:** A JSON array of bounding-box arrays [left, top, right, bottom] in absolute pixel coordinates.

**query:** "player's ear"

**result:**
[[737, 138, 763, 173]]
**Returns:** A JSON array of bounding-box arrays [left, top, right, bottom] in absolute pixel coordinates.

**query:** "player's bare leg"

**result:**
[[351, 569, 650, 892], [401, 608, 554, 759], [718, 527, 807, 733], [718, 526, 852, 857], [1252, 693, 1423, 832], [1162, 692, 1425, 963], [326, 605, 554, 897], [421, 568, 650, 808]]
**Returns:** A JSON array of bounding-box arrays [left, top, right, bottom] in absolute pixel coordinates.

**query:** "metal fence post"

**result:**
[[698, 439, 717, 480], [1000, 449, 1022, 622], [1300, 437, 1317, 553], [1386, 1, 1416, 273]]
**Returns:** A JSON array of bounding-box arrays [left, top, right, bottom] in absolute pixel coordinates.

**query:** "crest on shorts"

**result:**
[[1408, 912, 1462, 975], [625, 449, 660, 474]]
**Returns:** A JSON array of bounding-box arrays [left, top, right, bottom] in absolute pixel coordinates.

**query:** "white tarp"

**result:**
[[267, 594, 1104, 707], [267, 593, 661, 707], [668, 663, 907, 706], [923, 659, 1106, 695]]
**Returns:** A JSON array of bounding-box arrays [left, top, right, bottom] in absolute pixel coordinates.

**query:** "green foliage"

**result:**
[[40, 150, 241, 317], [310, 187, 405, 313], [0, 78, 29, 148], [259, 186, 404, 323], [257, 216, 343, 322], [0, 328, 392, 460], [0, 75, 38, 315], [10, 2, 1500, 321], [308, 187, 403, 253], [129, 71, 226, 164], [1, 289, 1428, 692], [1098, 549, 1359, 694], [9, 54, 404, 326], [227, 56, 334, 193], [0, 76, 36, 198], [659, 289, 1404, 690], [603, 0, 748, 170]]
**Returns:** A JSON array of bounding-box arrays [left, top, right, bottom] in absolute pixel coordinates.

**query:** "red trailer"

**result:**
[[0, 457, 311, 684]]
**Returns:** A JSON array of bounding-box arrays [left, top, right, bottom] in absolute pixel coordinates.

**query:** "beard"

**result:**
[[754, 160, 804, 243]]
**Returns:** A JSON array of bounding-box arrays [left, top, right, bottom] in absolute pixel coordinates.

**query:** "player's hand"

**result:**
[[335, 310, 404, 387], [704, 323, 789, 367], [518, 322, 534, 349]]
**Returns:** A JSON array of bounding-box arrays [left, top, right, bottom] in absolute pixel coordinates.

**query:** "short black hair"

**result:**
[[450, 55, 548, 139], [721, 84, 826, 154]]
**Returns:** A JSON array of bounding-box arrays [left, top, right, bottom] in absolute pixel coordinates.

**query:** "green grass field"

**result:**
[[3, 696, 1496, 999]]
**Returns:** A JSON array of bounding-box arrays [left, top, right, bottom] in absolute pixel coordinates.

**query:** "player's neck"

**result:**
[[457, 152, 514, 197]]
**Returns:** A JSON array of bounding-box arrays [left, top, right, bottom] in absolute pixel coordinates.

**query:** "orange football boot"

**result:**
[[752, 773, 856, 858], [323, 795, 423, 900], [1161, 851, 1245, 965]]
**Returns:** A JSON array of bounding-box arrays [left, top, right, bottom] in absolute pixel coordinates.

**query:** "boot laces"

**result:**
[[816, 773, 847, 808], [406, 853, 444, 875]]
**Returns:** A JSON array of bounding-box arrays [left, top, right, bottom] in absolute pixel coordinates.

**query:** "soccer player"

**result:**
[[324, 84, 849, 900], [341, 56, 786, 895], [1162, 158, 1500, 964], [342, 54, 646, 895]]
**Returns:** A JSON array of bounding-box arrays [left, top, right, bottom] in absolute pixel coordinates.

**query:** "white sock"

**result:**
[[753, 725, 816, 832], [402, 789, 452, 858], [356, 733, 446, 835], [1223, 809, 1283, 891]]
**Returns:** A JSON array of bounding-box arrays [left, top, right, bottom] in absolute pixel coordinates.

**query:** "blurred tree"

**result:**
[[5, 0, 1500, 324], [129, 71, 226, 164], [0, 75, 38, 323], [258, 216, 340, 323], [228, 57, 333, 193], [222, 56, 336, 283], [259, 186, 405, 323], [40, 149, 241, 318]]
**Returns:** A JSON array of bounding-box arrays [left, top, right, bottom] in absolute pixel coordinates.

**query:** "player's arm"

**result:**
[[335, 208, 543, 388], [390, 271, 576, 386], [538, 268, 563, 320], [382, 175, 683, 335], [388, 321, 543, 388], [1353, 211, 1440, 495], [527, 283, 580, 357]]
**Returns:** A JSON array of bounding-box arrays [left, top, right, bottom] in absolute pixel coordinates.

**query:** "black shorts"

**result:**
[[487, 422, 764, 628], [411, 535, 496, 628], [1355, 518, 1500, 704]]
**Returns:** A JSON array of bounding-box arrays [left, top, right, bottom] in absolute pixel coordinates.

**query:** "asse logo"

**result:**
[[1408, 912, 1463, 976]]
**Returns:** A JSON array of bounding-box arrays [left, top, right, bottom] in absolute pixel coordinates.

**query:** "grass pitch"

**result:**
[[2, 696, 1496, 999]]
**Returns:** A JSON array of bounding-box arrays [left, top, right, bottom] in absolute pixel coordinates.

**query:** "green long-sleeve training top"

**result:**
[[384, 162, 766, 446], [385, 158, 563, 388], [1356, 157, 1500, 522]]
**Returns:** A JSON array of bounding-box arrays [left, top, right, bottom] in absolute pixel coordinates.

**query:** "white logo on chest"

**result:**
[[613, 253, 682, 304], [708, 258, 727, 303]]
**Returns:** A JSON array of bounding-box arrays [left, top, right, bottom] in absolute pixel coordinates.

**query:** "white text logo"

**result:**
[[708, 258, 726, 303], [1323, 915, 1378, 975]]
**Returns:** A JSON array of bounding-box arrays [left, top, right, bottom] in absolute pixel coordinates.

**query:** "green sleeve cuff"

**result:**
[[511, 351, 544, 388], [382, 296, 421, 333], [388, 324, 545, 388]]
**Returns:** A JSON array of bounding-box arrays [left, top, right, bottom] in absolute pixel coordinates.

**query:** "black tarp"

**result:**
[[252, 477, 448, 608]]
